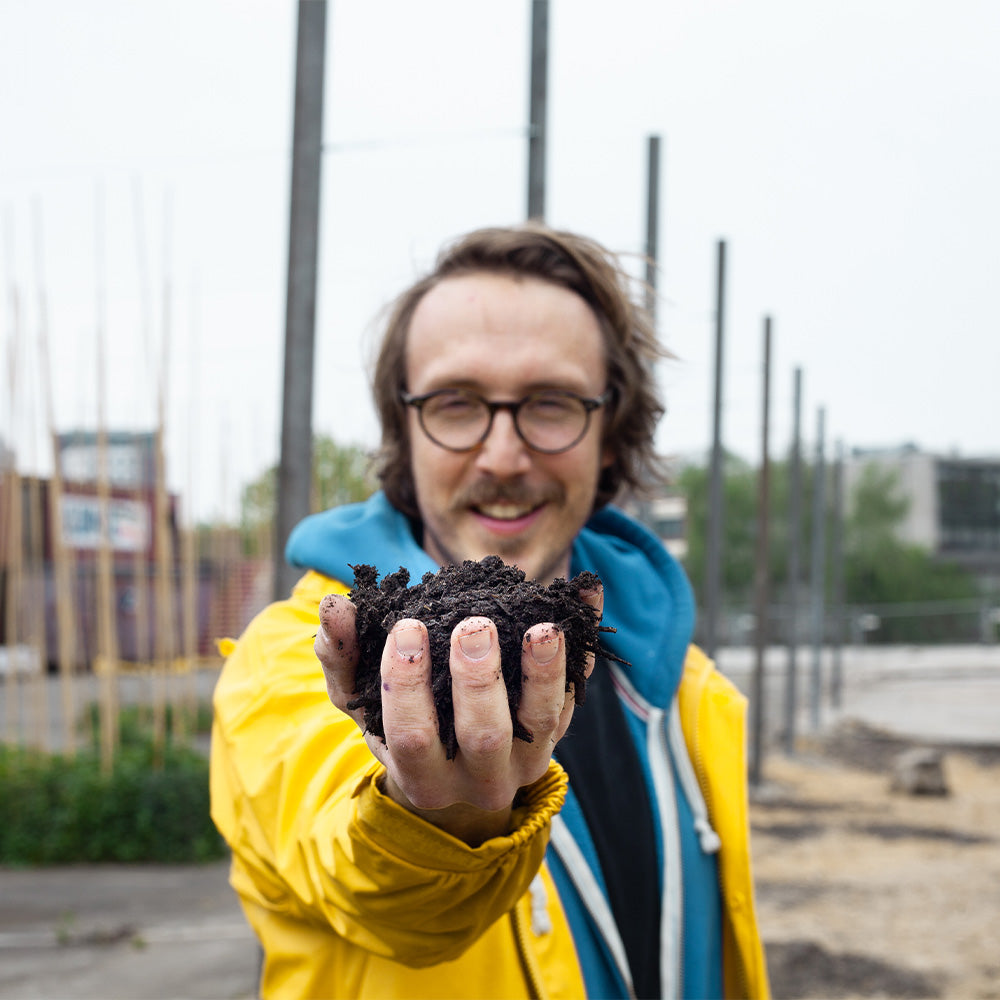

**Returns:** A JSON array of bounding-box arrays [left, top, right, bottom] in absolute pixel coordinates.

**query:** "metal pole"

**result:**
[[644, 134, 661, 324], [784, 367, 803, 754], [808, 406, 827, 730], [274, 0, 328, 601], [830, 440, 846, 708], [750, 317, 772, 787], [526, 0, 549, 220], [705, 239, 727, 658]]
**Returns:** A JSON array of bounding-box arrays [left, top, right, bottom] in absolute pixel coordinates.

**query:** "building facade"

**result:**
[[844, 445, 1000, 589]]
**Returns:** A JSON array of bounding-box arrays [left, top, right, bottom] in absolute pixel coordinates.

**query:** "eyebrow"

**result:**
[[417, 378, 597, 397]]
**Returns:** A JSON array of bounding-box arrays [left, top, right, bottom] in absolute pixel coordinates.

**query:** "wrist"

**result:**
[[379, 772, 513, 847]]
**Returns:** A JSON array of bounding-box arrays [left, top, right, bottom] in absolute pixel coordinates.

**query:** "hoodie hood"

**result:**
[[286, 491, 694, 709], [571, 505, 694, 709]]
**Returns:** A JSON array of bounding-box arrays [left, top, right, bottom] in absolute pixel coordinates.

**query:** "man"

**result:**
[[210, 224, 770, 999]]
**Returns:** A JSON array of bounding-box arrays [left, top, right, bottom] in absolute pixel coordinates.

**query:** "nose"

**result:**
[[474, 409, 533, 477]]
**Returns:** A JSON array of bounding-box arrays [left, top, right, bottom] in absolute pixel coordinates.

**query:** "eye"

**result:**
[[525, 392, 578, 418], [426, 391, 480, 419]]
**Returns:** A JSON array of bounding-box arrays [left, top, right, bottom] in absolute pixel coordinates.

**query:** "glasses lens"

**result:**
[[420, 390, 490, 450], [517, 392, 590, 452]]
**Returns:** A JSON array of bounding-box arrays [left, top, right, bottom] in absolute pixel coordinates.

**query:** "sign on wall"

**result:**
[[61, 494, 152, 552]]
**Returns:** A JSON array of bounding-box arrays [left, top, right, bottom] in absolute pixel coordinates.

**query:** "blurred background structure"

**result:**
[[2, 7, 999, 997], [2, 1, 999, 762]]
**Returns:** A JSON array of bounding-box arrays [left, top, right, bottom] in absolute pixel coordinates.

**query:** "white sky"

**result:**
[[3, 0, 999, 522]]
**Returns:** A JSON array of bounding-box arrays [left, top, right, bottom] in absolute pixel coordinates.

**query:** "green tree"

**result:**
[[676, 455, 979, 641], [678, 455, 758, 604], [240, 436, 377, 538], [844, 464, 978, 610]]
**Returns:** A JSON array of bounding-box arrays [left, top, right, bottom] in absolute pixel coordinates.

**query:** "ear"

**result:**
[[601, 443, 614, 470]]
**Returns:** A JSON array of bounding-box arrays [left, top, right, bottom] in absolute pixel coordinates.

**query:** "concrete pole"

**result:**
[[784, 367, 803, 754], [705, 239, 727, 658], [830, 440, 846, 708], [526, 0, 549, 220], [274, 1, 328, 601], [644, 134, 661, 324], [750, 317, 772, 787], [808, 406, 827, 730]]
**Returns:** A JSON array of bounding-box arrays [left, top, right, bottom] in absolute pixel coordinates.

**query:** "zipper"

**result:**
[[511, 898, 544, 1000]]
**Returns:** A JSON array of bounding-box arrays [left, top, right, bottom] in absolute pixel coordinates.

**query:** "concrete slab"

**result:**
[[0, 861, 259, 1000]]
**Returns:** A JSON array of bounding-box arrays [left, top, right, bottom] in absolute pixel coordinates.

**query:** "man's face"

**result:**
[[405, 272, 611, 585]]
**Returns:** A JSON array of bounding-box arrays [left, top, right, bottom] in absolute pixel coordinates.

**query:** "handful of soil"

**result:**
[[346, 555, 617, 759]]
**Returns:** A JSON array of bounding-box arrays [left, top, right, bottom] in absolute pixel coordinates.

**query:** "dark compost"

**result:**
[[346, 555, 618, 759]]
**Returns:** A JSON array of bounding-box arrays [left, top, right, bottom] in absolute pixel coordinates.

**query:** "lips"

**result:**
[[469, 500, 548, 540], [458, 482, 564, 539], [475, 501, 540, 521]]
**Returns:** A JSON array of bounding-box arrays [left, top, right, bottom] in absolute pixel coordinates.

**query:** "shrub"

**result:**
[[0, 739, 226, 866]]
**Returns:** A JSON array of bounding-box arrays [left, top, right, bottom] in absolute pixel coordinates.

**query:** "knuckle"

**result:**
[[451, 659, 503, 691], [455, 724, 510, 758], [522, 706, 562, 735], [387, 725, 439, 758]]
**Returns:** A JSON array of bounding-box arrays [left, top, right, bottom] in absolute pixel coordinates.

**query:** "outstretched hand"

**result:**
[[315, 584, 602, 845]]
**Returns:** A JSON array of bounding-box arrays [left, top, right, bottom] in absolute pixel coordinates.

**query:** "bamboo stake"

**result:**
[[131, 488, 152, 721], [46, 430, 79, 756], [180, 518, 197, 741], [94, 185, 119, 773], [151, 192, 174, 758], [2, 466, 23, 744], [179, 274, 201, 742], [217, 427, 233, 640], [35, 202, 78, 755], [130, 177, 155, 732], [23, 227, 51, 752], [25, 472, 49, 751], [95, 435, 119, 772], [202, 419, 234, 670], [3, 278, 24, 745], [153, 428, 174, 759]]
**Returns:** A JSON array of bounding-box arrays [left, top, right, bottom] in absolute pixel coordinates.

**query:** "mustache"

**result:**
[[456, 480, 564, 509]]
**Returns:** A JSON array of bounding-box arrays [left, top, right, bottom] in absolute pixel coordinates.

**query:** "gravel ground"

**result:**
[[752, 721, 1000, 999]]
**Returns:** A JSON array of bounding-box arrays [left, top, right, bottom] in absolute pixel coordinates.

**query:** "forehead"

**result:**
[[405, 272, 606, 393]]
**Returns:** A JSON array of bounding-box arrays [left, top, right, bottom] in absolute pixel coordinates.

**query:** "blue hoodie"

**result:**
[[286, 492, 723, 999]]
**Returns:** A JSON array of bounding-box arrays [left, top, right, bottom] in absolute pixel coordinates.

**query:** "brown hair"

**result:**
[[371, 222, 668, 519]]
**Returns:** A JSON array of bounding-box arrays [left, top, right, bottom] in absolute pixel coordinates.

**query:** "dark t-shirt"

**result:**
[[554, 659, 661, 998]]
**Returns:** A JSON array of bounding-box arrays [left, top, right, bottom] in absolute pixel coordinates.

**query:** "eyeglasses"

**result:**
[[400, 387, 612, 454]]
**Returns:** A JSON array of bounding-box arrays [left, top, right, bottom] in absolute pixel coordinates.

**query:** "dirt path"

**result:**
[[752, 723, 1000, 999]]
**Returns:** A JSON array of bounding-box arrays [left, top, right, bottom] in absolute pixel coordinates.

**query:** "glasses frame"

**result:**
[[400, 387, 612, 454]]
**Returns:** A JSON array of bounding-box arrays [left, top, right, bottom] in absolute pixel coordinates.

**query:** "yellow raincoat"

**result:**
[[211, 570, 769, 998]]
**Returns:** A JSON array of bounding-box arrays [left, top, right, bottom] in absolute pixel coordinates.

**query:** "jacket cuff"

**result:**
[[353, 760, 568, 868]]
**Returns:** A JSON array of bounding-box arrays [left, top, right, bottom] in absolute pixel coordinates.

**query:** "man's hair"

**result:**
[[371, 223, 668, 519]]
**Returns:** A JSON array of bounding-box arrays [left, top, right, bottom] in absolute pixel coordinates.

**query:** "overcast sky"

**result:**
[[3, 0, 998, 521]]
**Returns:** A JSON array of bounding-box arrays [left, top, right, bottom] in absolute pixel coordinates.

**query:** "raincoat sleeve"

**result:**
[[209, 570, 567, 967]]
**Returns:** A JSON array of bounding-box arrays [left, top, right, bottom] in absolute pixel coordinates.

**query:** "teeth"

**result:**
[[478, 503, 534, 520]]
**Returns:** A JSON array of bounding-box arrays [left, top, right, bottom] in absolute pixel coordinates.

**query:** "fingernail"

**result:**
[[316, 625, 331, 651], [458, 626, 493, 660], [394, 623, 424, 659], [525, 626, 560, 664]]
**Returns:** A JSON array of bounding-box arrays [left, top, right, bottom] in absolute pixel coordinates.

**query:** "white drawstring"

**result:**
[[529, 873, 552, 936]]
